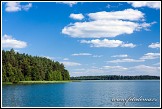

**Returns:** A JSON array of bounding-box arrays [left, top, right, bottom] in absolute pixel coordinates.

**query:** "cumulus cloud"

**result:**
[[128, 2, 160, 9], [148, 42, 160, 48], [108, 53, 160, 63], [102, 66, 128, 70], [79, 68, 105, 75], [72, 53, 102, 58], [62, 19, 138, 38], [136, 22, 156, 31], [5, 2, 32, 12], [80, 39, 136, 48], [88, 9, 144, 21], [106, 4, 111, 8], [129, 65, 160, 73], [106, 3, 123, 9], [121, 43, 136, 48], [108, 58, 145, 63], [111, 54, 128, 58], [71, 64, 159, 76], [92, 55, 103, 58], [2, 34, 27, 48], [59, 2, 77, 7], [72, 53, 92, 56], [5, 2, 21, 12], [42, 56, 55, 60], [140, 53, 160, 60], [70, 13, 84, 20], [61, 61, 81, 67], [62, 9, 154, 38], [21, 3, 32, 11], [63, 58, 69, 61]]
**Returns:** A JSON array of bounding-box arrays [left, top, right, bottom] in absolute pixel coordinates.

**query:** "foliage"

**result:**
[[2, 49, 70, 83], [70, 75, 160, 80]]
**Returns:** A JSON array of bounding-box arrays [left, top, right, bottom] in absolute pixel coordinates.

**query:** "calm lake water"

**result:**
[[2, 80, 160, 107]]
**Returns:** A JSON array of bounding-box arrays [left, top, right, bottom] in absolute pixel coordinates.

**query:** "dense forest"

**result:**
[[70, 75, 160, 80], [2, 49, 70, 83]]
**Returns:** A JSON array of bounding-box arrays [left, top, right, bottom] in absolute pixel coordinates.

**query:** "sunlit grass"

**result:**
[[2, 80, 81, 85], [18, 81, 72, 84]]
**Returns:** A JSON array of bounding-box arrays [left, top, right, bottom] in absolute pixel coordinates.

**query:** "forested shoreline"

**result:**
[[2, 49, 70, 83], [70, 75, 160, 80], [2, 49, 160, 83]]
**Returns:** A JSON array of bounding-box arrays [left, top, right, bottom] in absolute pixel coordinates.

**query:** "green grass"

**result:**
[[71, 80, 81, 82], [18, 80, 72, 84], [2, 82, 13, 85], [2, 80, 81, 85]]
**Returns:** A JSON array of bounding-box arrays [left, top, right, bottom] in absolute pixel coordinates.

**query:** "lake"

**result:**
[[2, 80, 160, 107]]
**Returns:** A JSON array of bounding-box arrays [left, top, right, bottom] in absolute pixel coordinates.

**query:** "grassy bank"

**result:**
[[2, 81, 72, 85], [18, 81, 72, 84], [2, 82, 13, 85]]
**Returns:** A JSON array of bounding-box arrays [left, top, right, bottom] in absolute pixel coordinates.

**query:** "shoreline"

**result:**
[[2, 80, 159, 85], [2, 81, 73, 85]]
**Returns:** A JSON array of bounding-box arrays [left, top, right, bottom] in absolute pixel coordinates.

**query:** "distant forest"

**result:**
[[2, 49, 70, 83], [70, 75, 160, 80]]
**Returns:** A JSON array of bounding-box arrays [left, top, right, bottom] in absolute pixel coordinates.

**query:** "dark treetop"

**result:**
[[70, 75, 160, 80]]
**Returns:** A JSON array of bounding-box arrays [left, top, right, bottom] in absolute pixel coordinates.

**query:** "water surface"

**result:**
[[2, 80, 160, 107]]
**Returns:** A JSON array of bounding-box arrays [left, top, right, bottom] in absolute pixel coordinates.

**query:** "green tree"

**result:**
[[2, 49, 71, 83]]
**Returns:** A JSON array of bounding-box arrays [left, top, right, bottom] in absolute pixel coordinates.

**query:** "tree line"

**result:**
[[2, 49, 70, 83], [70, 75, 160, 80]]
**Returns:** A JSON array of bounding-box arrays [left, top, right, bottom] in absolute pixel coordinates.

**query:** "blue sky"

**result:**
[[2, 1, 160, 76]]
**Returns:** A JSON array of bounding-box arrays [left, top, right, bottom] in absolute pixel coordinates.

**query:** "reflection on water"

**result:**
[[2, 80, 160, 107]]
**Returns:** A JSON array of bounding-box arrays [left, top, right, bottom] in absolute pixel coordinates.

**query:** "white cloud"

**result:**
[[5, 2, 32, 12], [108, 58, 145, 63], [121, 43, 136, 48], [88, 9, 144, 21], [130, 65, 160, 73], [148, 42, 160, 48], [22, 3, 32, 11], [136, 22, 156, 31], [63, 58, 69, 61], [106, 4, 111, 8], [111, 54, 128, 58], [62, 9, 154, 38], [2, 34, 27, 48], [93, 55, 103, 58], [140, 53, 160, 60], [62, 19, 138, 38], [71, 64, 160, 76], [106, 3, 123, 8], [72, 53, 92, 56], [83, 68, 105, 75], [70, 13, 84, 20], [108, 53, 159, 64], [128, 2, 160, 9], [41, 56, 55, 60], [72, 53, 102, 58], [5, 2, 21, 12], [74, 68, 85, 71], [80, 39, 136, 48], [103, 66, 128, 70], [61, 61, 81, 67], [59, 2, 77, 7]]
